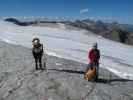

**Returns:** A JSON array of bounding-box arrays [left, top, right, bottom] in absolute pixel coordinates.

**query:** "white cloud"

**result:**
[[80, 8, 89, 14]]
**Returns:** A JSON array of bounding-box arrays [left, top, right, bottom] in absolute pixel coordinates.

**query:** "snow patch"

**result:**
[[107, 67, 133, 80]]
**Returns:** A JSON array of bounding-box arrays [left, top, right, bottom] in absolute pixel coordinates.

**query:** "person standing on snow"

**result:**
[[88, 42, 100, 81], [32, 37, 46, 70]]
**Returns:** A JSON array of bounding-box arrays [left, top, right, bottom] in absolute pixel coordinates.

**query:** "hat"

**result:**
[[32, 37, 40, 43], [92, 42, 98, 48]]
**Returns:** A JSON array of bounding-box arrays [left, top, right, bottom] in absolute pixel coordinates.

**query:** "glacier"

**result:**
[[0, 20, 133, 80]]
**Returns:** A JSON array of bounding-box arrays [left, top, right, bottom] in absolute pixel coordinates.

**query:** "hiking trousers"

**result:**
[[33, 52, 43, 69]]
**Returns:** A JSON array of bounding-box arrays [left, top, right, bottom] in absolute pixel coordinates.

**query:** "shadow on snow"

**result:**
[[47, 68, 133, 84]]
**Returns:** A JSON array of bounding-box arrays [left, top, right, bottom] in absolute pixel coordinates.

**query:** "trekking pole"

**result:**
[[43, 47, 47, 69]]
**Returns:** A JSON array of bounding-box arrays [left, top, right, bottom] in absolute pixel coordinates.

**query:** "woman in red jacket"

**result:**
[[88, 43, 100, 81]]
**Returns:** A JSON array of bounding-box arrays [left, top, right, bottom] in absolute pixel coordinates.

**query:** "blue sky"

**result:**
[[0, 0, 132, 24]]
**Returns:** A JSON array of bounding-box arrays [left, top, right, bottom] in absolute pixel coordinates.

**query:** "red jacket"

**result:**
[[88, 49, 100, 64]]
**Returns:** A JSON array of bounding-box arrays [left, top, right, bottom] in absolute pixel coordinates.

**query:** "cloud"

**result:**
[[80, 8, 89, 14]]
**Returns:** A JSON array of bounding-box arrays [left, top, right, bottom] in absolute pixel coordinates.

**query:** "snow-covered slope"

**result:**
[[0, 20, 133, 79]]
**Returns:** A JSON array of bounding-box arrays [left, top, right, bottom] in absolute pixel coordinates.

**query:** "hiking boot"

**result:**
[[36, 67, 39, 70], [40, 67, 46, 70], [35, 64, 39, 70], [94, 75, 98, 82], [39, 63, 44, 70]]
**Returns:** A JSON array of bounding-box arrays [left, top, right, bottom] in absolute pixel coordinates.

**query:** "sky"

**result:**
[[0, 0, 132, 24]]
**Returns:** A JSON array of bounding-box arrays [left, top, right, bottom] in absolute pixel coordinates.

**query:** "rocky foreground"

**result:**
[[0, 41, 133, 100]]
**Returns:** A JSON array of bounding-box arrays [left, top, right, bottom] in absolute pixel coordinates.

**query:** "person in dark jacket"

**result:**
[[32, 37, 45, 70], [88, 43, 100, 81]]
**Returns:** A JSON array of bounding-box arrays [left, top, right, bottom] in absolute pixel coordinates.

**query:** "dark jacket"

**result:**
[[32, 43, 43, 56]]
